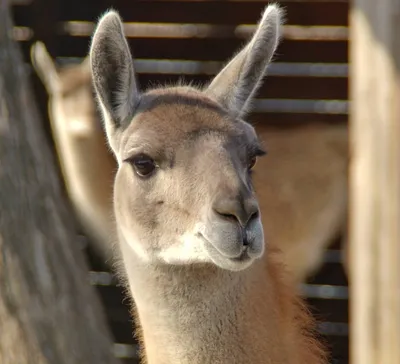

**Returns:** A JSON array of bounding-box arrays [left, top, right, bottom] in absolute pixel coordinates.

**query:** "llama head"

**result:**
[[89, 5, 282, 271]]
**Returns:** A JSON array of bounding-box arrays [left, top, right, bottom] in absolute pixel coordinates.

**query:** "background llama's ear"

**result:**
[[90, 10, 140, 145], [30, 42, 61, 94], [205, 4, 283, 118]]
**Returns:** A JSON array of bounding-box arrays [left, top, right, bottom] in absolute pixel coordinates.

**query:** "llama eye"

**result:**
[[248, 156, 257, 170], [130, 154, 156, 177]]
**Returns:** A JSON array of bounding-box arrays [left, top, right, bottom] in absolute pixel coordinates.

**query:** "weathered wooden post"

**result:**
[[349, 1, 400, 363], [0, 1, 121, 362]]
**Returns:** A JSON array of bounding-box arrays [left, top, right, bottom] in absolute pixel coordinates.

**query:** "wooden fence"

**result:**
[[10, 1, 350, 363]]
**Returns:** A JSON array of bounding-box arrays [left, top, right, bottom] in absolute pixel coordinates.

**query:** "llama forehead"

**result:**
[[120, 87, 261, 159]]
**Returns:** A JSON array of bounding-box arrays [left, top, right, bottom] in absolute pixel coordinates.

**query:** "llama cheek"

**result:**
[[119, 224, 152, 263], [157, 233, 209, 265]]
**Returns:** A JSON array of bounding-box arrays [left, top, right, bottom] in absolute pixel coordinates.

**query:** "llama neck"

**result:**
[[119, 239, 324, 364]]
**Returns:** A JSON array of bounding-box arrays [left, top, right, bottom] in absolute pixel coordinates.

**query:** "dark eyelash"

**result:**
[[248, 146, 267, 159], [254, 147, 267, 157]]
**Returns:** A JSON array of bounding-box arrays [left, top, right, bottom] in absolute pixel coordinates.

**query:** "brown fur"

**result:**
[[108, 89, 328, 363], [254, 123, 348, 282], [127, 247, 328, 364]]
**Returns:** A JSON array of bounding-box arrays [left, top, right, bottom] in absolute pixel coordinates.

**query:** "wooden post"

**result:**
[[349, 1, 400, 364], [0, 1, 121, 363]]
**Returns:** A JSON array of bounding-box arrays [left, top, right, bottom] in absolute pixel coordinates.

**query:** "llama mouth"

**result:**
[[198, 233, 253, 263], [230, 247, 252, 262]]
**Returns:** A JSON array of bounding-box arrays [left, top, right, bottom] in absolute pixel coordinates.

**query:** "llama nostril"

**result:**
[[243, 233, 250, 246], [218, 212, 238, 223], [249, 209, 259, 223], [213, 197, 259, 227]]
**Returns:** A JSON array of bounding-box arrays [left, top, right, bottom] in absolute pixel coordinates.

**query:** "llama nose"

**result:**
[[213, 196, 259, 228]]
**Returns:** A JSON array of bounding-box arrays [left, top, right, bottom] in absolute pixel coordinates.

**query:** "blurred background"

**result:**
[[5, 0, 351, 363]]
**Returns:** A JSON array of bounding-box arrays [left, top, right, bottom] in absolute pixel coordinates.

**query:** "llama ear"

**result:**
[[205, 4, 283, 118], [89, 10, 140, 150], [30, 42, 61, 94]]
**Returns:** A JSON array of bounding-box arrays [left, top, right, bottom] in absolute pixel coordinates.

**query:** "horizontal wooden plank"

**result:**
[[34, 71, 348, 110], [28, 55, 347, 101], [253, 99, 347, 114], [19, 36, 348, 63], [30, 70, 348, 131], [302, 284, 348, 300], [318, 322, 349, 337], [60, 21, 348, 42], [12, 21, 349, 43], [55, 58, 348, 78], [114, 343, 140, 362], [12, 1, 349, 26]]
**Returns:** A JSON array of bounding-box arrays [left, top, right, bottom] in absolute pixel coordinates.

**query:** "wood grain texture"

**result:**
[[0, 1, 120, 363], [349, 0, 400, 363]]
